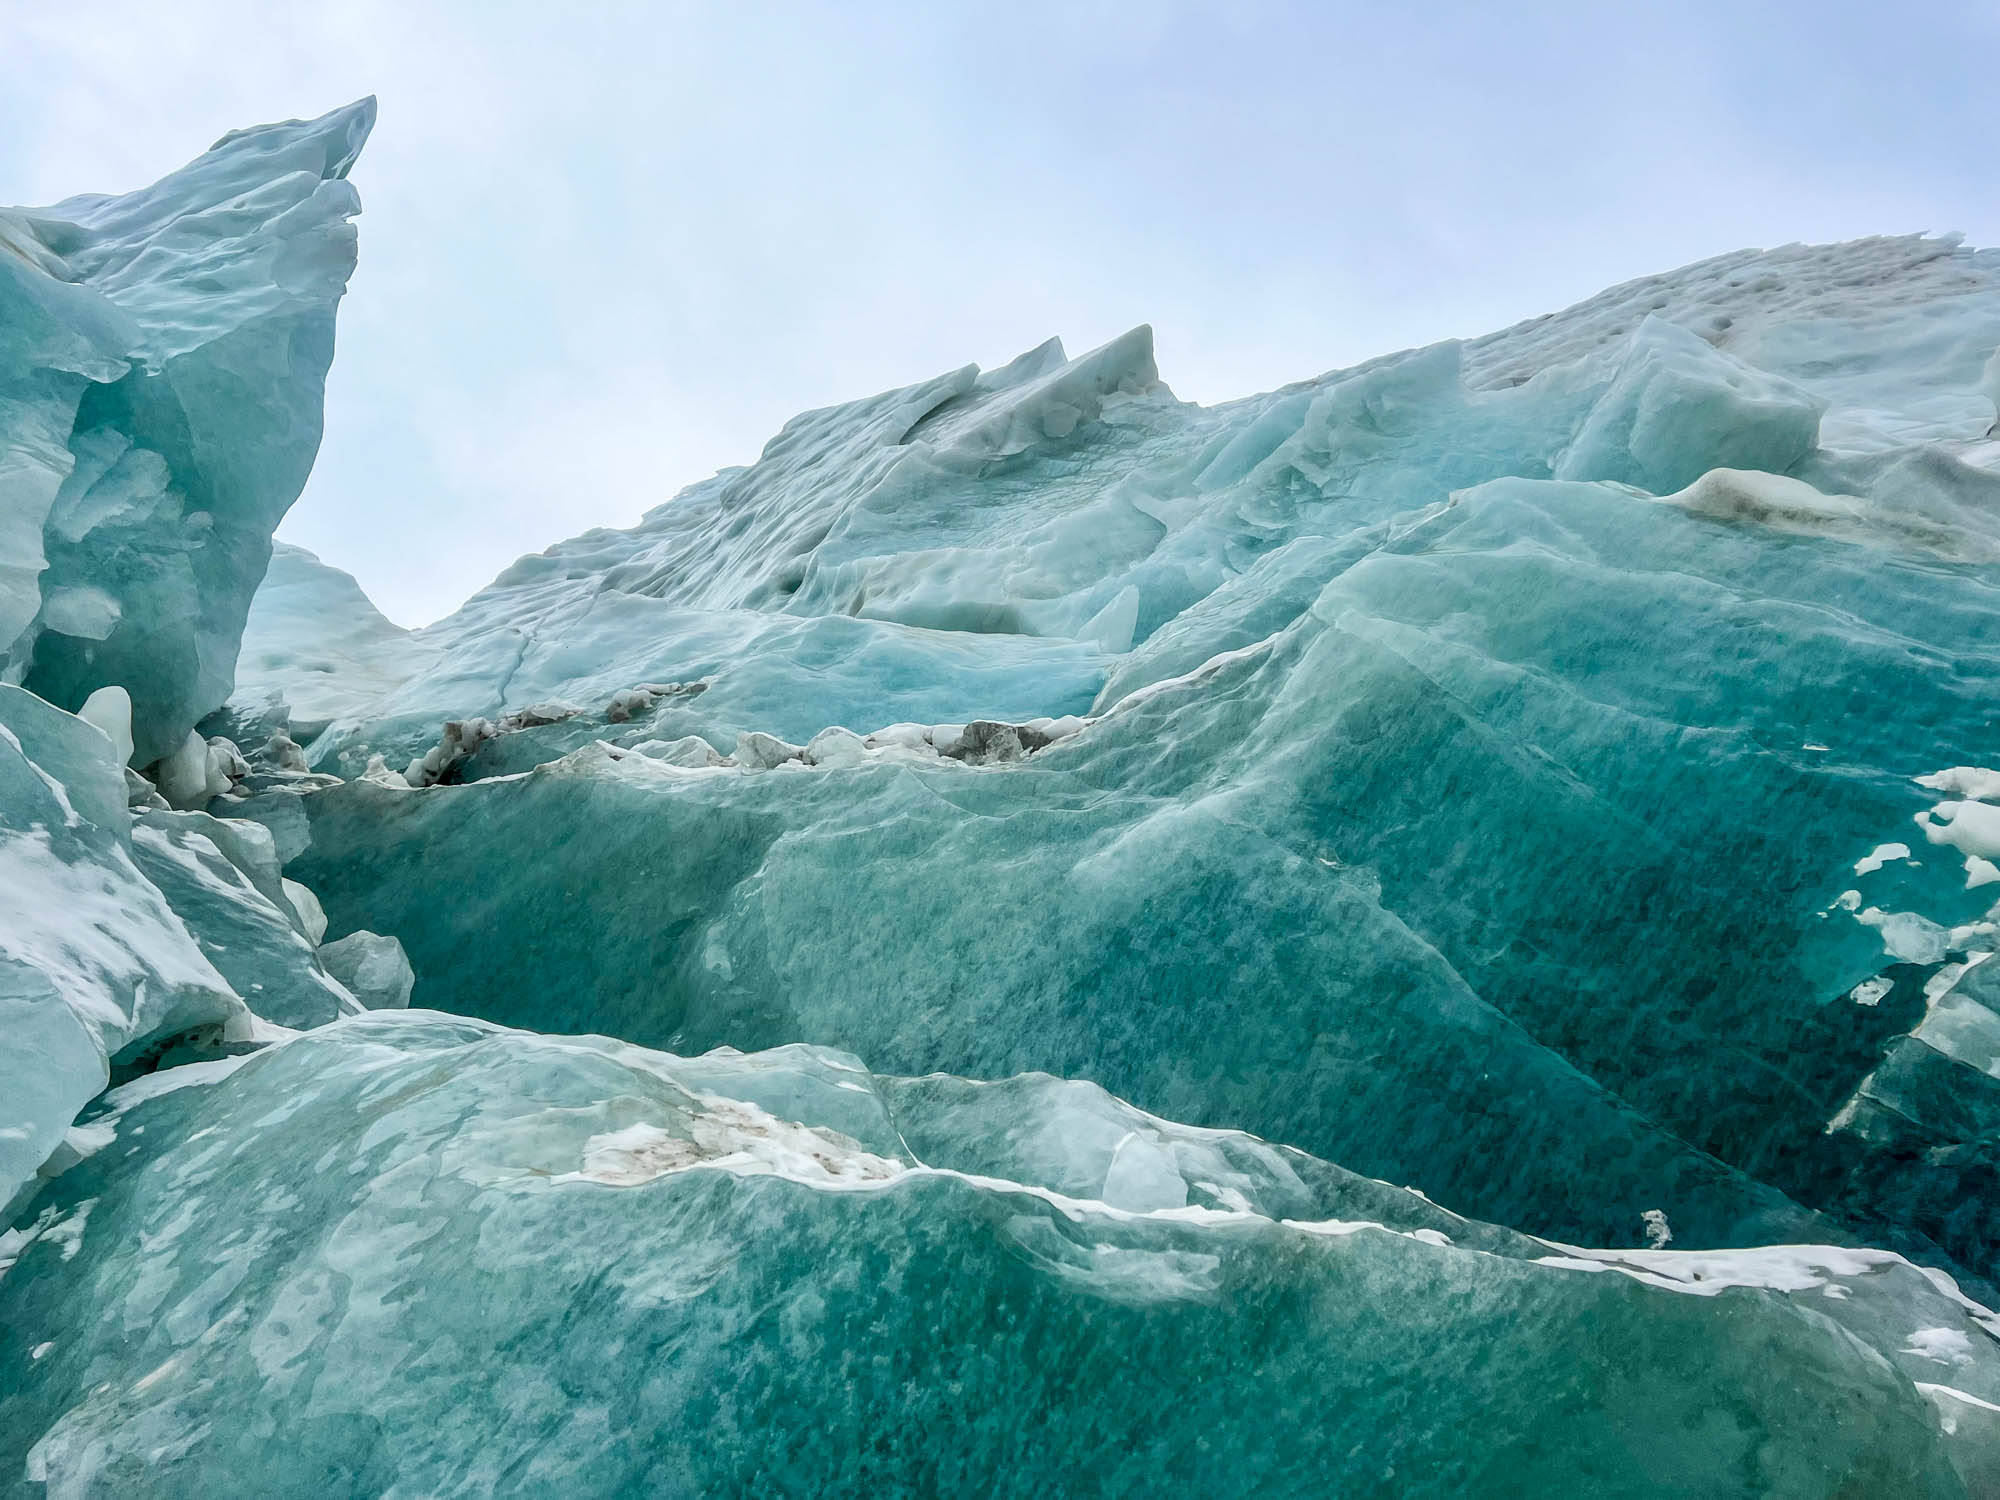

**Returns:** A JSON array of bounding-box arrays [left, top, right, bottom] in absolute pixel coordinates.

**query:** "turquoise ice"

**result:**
[[6, 103, 2000, 1494], [0, 100, 371, 767], [0, 683, 242, 1211], [4, 1011, 1996, 1497], [0, 109, 382, 1216], [240, 236, 2000, 1294]]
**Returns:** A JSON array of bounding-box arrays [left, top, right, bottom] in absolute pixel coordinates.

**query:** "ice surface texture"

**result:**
[[259, 235, 2000, 1295], [0, 103, 376, 1213], [4, 1012, 1996, 1497], [0, 100, 371, 766], [0, 684, 243, 1210], [11, 99, 2000, 1494], [0, 673, 371, 1215]]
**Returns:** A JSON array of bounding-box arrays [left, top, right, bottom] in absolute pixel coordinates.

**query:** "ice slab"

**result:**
[[0, 101, 371, 766]]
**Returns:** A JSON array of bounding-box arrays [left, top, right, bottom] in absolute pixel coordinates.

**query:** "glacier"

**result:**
[[245, 237, 2000, 1281], [4, 105, 2000, 1495]]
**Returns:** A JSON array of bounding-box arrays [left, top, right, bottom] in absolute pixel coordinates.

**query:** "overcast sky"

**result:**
[[5, 2, 1997, 624]]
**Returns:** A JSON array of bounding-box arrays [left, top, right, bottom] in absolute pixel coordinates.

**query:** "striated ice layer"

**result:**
[[0, 100, 372, 767], [2, 1012, 1995, 1497]]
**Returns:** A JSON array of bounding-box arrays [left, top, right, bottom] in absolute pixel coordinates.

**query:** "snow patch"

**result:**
[[1855, 842, 1911, 876]]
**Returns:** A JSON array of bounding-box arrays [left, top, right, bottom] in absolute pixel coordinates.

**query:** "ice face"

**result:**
[[0, 101, 372, 767], [2, 1012, 1992, 1498], [223, 543, 429, 744], [226, 234, 2000, 1295], [127, 810, 357, 1030], [0, 685, 244, 1210], [9, 101, 2000, 1492]]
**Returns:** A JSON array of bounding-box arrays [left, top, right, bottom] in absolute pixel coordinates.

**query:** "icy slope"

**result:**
[[0, 672, 391, 1215], [229, 235, 2000, 772], [0, 100, 372, 767], [0, 684, 244, 1209], [3, 1011, 1993, 1498], [237, 235, 2000, 1294], [227, 542, 435, 741]]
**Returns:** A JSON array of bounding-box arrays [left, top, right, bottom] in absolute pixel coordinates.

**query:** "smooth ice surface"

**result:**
[[226, 543, 433, 742], [0, 101, 371, 766], [2, 1013, 1993, 1497]]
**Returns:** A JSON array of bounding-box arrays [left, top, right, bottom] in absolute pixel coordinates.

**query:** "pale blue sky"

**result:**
[[5, 2, 1997, 623]]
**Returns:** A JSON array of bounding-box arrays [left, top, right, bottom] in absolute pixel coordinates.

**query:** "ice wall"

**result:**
[[0, 99, 373, 766], [237, 235, 2000, 1294]]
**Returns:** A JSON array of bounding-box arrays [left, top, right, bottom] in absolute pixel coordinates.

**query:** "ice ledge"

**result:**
[[906, 324, 1168, 463]]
